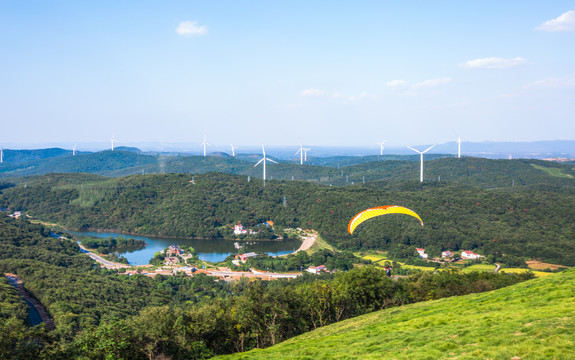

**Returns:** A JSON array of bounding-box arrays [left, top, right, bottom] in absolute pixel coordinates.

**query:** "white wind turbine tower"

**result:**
[[295, 144, 304, 165], [377, 141, 386, 156], [73, 144, 77, 156], [201, 135, 210, 157], [0, 147, 3, 163], [407, 144, 436, 182], [303, 147, 311, 162], [111, 135, 115, 151], [254, 144, 278, 185], [457, 137, 461, 158], [230, 144, 238, 157]]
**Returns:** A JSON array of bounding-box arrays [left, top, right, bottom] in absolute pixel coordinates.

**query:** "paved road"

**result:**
[[77, 244, 130, 268], [5, 273, 55, 330], [206, 269, 300, 279]]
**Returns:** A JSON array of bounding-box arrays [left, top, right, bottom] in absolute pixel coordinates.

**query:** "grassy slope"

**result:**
[[214, 269, 575, 360]]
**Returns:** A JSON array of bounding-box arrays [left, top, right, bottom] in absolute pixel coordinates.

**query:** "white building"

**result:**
[[306, 265, 327, 274], [441, 251, 454, 258], [234, 224, 248, 235], [416, 248, 428, 259], [461, 250, 481, 260]]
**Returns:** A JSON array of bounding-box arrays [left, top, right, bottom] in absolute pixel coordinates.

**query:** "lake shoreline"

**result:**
[[69, 228, 286, 243], [67, 229, 302, 265]]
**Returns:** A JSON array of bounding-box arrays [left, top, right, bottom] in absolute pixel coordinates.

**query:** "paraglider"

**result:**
[[347, 205, 423, 234]]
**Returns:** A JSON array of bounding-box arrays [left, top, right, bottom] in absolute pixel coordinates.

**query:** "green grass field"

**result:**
[[307, 232, 336, 254], [360, 253, 450, 272], [213, 269, 575, 359], [531, 164, 574, 179], [360, 253, 554, 278]]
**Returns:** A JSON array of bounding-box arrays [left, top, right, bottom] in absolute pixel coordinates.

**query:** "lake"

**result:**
[[67, 230, 302, 265]]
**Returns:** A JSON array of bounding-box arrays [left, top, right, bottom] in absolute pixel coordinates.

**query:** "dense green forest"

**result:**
[[0, 215, 533, 358], [2, 149, 575, 189], [1, 168, 574, 266], [80, 236, 146, 254]]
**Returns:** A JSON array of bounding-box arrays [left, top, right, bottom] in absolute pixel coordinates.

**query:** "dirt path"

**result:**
[[278, 232, 317, 257], [294, 232, 317, 253], [4, 273, 54, 330]]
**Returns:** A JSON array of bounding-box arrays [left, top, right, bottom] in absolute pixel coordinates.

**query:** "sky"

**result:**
[[1, 1, 574, 150]]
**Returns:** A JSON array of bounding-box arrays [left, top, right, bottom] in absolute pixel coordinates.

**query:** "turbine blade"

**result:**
[[422, 144, 436, 154], [406, 146, 422, 154], [266, 158, 279, 164], [254, 158, 264, 167]]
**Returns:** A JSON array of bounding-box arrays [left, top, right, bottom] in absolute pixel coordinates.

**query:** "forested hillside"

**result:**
[[2, 171, 574, 266], [0, 215, 533, 358], [2, 149, 574, 189]]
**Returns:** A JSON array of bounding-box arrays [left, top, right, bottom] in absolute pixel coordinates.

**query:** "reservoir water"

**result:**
[[67, 230, 301, 265]]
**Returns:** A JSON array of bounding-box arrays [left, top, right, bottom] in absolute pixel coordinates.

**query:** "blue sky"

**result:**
[[1, 1, 574, 149]]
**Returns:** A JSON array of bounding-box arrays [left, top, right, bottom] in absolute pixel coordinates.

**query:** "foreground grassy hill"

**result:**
[[215, 268, 575, 359]]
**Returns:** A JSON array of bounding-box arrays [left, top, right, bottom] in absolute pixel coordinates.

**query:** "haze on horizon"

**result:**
[[1, 1, 574, 148]]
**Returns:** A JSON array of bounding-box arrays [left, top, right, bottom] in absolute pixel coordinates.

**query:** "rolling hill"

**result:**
[[1, 171, 574, 266], [213, 268, 575, 359], [2, 148, 575, 190]]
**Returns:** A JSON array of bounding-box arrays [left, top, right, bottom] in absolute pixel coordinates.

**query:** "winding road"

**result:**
[[4, 273, 54, 330], [78, 244, 130, 269]]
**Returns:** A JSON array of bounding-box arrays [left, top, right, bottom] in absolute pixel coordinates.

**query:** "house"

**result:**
[[415, 248, 429, 259], [8, 211, 22, 219], [441, 251, 454, 258], [166, 245, 183, 257], [234, 224, 247, 235], [236, 252, 258, 262], [461, 250, 481, 260], [306, 265, 327, 274], [164, 256, 180, 265]]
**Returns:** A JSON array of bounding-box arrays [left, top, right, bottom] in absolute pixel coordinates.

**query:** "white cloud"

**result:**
[[497, 93, 520, 99], [460, 57, 527, 69], [523, 73, 575, 89], [536, 10, 575, 32], [301, 89, 372, 101], [412, 77, 452, 88], [386, 80, 408, 87], [176, 21, 208, 36], [344, 92, 370, 101], [301, 88, 325, 96]]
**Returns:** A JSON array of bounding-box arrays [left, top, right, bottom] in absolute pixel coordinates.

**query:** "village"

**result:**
[[415, 247, 483, 261], [98, 230, 323, 281]]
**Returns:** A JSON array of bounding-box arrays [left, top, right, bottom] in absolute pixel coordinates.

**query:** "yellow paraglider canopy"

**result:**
[[348, 205, 424, 234]]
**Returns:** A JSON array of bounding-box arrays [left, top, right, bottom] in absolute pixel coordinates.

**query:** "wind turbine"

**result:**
[[230, 144, 238, 157], [407, 144, 436, 182], [201, 135, 210, 157], [254, 144, 278, 185], [457, 137, 461, 158], [73, 144, 77, 156], [295, 144, 304, 165], [0, 148, 3, 163], [377, 141, 386, 156], [303, 148, 311, 162], [111, 135, 115, 151]]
